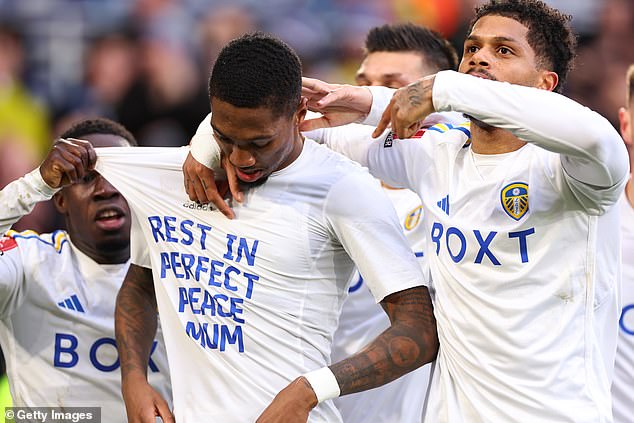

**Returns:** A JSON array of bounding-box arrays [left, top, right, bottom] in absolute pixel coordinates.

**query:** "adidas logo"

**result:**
[[57, 294, 85, 313], [437, 195, 450, 215]]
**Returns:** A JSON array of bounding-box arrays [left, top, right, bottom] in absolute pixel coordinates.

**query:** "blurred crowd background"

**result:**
[[0, 0, 633, 236]]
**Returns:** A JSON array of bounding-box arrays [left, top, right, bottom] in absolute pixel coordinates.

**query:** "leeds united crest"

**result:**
[[501, 182, 529, 220]]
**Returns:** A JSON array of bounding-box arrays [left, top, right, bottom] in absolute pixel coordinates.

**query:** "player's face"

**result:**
[[210, 98, 306, 186], [459, 15, 553, 90], [55, 133, 131, 258], [355, 51, 432, 88]]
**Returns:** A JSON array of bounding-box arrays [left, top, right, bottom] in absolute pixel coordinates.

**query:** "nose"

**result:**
[[229, 147, 256, 168], [470, 48, 490, 67], [93, 174, 119, 200]]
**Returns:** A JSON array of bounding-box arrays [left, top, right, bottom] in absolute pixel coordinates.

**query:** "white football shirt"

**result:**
[[331, 187, 431, 423], [613, 193, 634, 423], [315, 70, 628, 422], [96, 142, 426, 423], [0, 170, 172, 422]]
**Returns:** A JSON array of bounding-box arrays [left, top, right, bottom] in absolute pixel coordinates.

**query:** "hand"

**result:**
[[256, 377, 318, 423], [182, 152, 243, 219], [122, 375, 174, 423], [300, 77, 373, 132], [39, 138, 97, 188], [373, 75, 436, 139]]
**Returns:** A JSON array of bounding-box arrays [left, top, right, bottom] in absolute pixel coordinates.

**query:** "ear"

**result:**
[[536, 70, 559, 92], [52, 191, 67, 214], [619, 107, 632, 146], [296, 97, 308, 125]]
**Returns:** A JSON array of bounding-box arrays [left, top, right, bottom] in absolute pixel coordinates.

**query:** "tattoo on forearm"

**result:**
[[330, 287, 438, 395], [406, 80, 433, 108], [115, 264, 159, 379]]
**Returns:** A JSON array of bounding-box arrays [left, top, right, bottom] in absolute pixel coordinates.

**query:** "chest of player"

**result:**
[[419, 145, 589, 272]]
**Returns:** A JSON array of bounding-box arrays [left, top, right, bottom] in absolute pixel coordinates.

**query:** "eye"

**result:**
[[465, 45, 478, 54], [498, 46, 512, 55], [252, 140, 271, 148]]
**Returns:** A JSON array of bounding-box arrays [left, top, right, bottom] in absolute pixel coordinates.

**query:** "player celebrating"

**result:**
[[299, 1, 627, 421], [614, 64, 634, 423], [99, 33, 438, 422], [0, 119, 171, 421], [186, 1, 628, 421]]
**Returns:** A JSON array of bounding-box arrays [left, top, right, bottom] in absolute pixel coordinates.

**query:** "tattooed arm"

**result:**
[[115, 264, 174, 423], [256, 286, 438, 422], [331, 286, 437, 394]]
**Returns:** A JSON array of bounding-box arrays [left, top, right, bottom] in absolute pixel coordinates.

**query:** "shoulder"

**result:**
[[425, 121, 472, 147], [4, 229, 70, 255]]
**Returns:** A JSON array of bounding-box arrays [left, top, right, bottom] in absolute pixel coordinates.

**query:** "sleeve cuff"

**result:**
[[190, 133, 221, 169], [303, 367, 340, 403], [432, 70, 464, 113], [24, 168, 60, 198], [362, 86, 396, 126]]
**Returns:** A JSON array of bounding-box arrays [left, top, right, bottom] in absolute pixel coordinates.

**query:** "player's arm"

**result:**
[[376, 71, 628, 206], [115, 263, 174, 423], [431, 71, 627, 187], [256, 173, 438, 422], [0, 138, 96, 234]]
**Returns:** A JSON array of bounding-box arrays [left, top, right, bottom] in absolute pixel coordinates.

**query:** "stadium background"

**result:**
[[0, 0, 632, 419]]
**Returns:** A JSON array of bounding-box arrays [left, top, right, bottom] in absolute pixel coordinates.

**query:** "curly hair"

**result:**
[[364, 23, 458, 72], [469, 0, 576, 93], [208, 32, 302, 118], [60, 117, 137, 146]]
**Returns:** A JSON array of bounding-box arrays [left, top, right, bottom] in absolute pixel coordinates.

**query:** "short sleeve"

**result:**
[[324, 171, 427, 302]]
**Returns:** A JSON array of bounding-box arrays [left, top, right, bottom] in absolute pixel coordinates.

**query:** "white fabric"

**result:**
[[190, 114, 220, 170], [0, 176, 172, 422], [303, 367, 340, 403], [613, 193, 634, 423], [332, 187, 431, 423], [317, 71, 627, 422], [0, 169, 59, 235], [95, 142, 425, 423]]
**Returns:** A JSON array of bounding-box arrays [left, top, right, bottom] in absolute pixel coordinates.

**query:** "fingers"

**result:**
[[182, 152, 236, 219], [66, 137, 97, 169], [41, 138, 97, 187], [301, 77, 332, 94], [154, 396, 175, 423], [373, 98, 395, 138], [224, 158, 243, 204]]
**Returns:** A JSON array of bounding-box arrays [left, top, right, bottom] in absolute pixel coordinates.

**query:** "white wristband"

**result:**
[[190, 132, 221, 169], [302, 367, 340, 403]]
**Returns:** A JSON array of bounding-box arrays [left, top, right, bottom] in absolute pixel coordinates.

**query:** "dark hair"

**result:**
[[625, 63, 634, 107], [365, 23, 458, 71], [60, 118, 137, 146], [208, 32, 301, 118], [469, 0, 576, 93]]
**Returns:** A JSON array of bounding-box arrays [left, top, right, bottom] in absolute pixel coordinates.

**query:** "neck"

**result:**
[[71, 237, 130, 265], [470, 118, 526, 154], [277, 133, 305, 171]]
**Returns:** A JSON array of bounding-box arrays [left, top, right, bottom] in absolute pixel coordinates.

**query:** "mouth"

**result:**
[[94, 207, 127, 231], [467, 69, 496, 81], [235, 168, 264, 183]]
